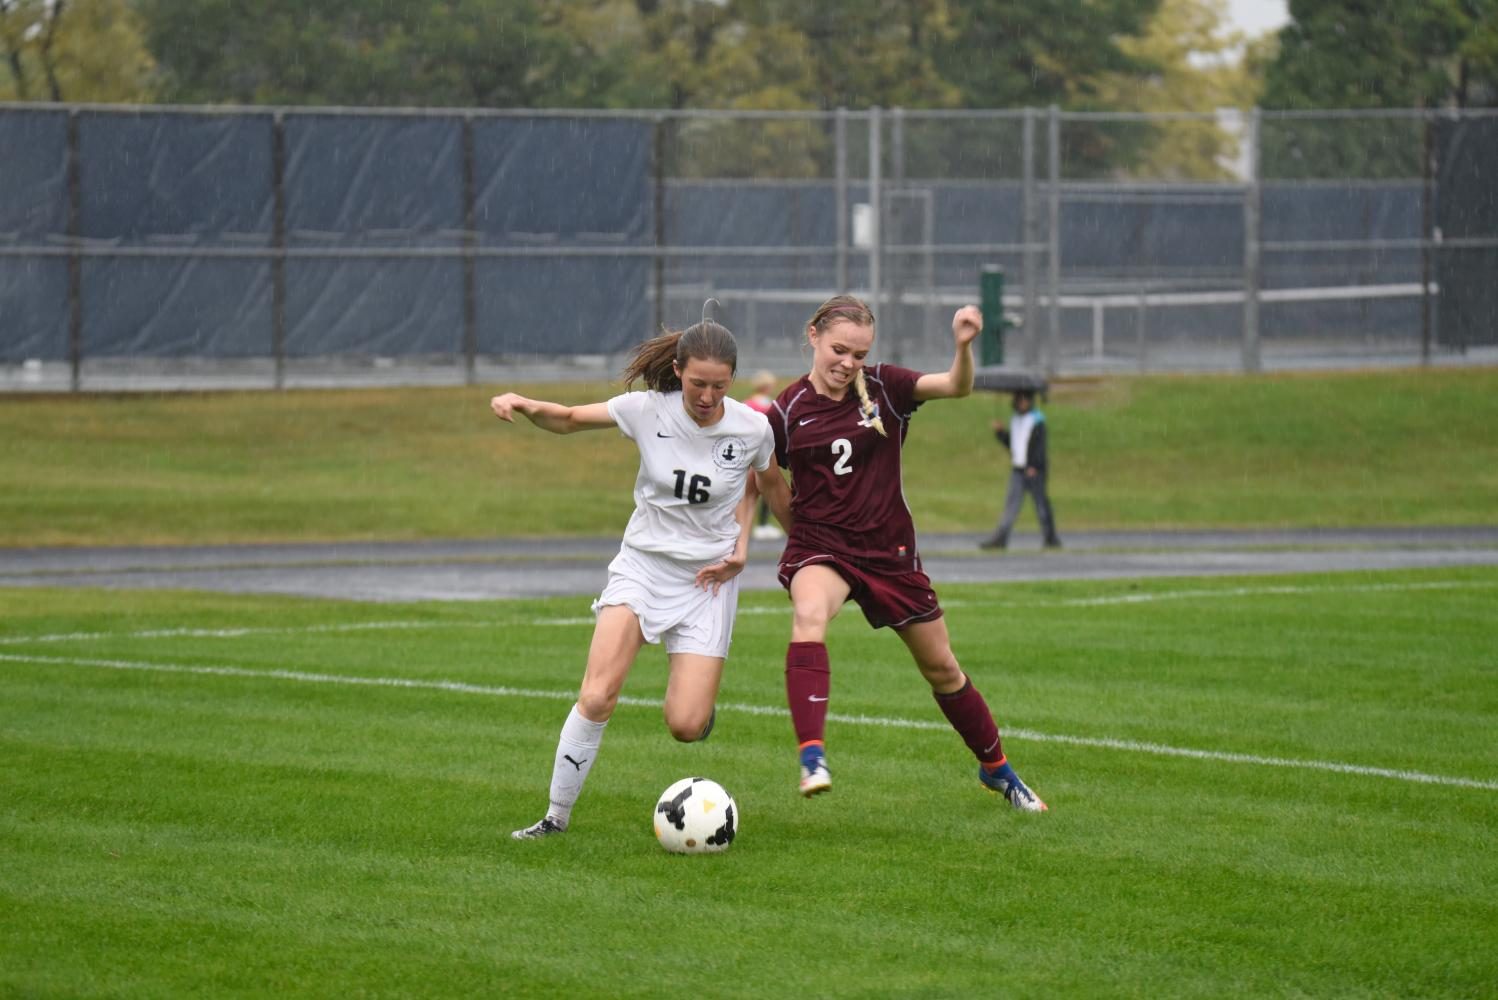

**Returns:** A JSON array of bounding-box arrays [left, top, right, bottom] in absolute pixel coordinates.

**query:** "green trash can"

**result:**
[[979, 266, 1011, 367]]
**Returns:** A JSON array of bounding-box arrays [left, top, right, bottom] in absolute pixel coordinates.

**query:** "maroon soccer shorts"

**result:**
[[777, 544, 944, 630]]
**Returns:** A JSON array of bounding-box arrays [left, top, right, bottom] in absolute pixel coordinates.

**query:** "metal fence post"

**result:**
[[653, 115, 667, 339], [1046, 104, 1061, 377], [890, 105, 905, 362], [835, 107, 848, 293], [271, 111, 287, 390], [1242, 107, 1262, 374], [66, 108, 82, 393], [1022, 107, 1038, 368], [868, 106, 882, 319], [1420, 110, 1433, 366], [1136, 294, 1149, 373], [461, 113, 477, 384]]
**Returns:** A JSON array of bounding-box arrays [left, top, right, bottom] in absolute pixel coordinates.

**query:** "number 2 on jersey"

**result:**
[[831, 438, 853, 476], [672, 469, 711, 503]]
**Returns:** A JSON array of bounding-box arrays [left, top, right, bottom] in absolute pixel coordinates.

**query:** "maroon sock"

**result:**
[[786, 641, 830, 747], [934, 676, 1005, 766]]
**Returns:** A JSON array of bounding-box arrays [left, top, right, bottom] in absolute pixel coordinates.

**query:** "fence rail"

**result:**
[[2, 102, 1495, 391]]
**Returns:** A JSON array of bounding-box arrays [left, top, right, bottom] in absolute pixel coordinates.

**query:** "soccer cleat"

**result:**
[[511, 816, 567, 840], [979, 764, 1048, 813], [799, 761, 831, 796], [798, 745, 831, 797], [978, 535, 1007, 551]]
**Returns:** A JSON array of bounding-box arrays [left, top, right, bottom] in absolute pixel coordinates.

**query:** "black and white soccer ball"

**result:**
[[653, 777, 738, 854]]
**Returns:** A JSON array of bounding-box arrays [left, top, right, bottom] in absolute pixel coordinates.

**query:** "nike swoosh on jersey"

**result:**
[[656, 431, 673, 437], [798, 418, 817, 426]]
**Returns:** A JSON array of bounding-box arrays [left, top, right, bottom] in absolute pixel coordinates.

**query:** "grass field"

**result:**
[[4, 569, 1496, 997], [3, 367, 1497, 546]]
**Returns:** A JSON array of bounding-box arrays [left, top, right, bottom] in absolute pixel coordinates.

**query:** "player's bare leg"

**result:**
[[663, 652, 725, 742]]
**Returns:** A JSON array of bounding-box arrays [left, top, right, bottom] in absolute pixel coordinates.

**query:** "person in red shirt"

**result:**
[[754, 294, 1047, 811], [744, 370, 784, 540]]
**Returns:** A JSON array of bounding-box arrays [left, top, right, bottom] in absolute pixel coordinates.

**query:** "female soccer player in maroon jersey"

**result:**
[[753, 294, 1047, 811]]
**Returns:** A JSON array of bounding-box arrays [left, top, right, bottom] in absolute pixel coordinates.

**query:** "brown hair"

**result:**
[[808, 294, 875, 336], [621, 320, 739, 392], [807, 295, 885, 437]]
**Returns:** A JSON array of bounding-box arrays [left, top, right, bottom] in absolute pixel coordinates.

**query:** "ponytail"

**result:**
[[621, 321, 739, 392]]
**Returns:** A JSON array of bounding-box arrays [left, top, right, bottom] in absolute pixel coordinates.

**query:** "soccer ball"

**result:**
[[653, 777, 738, 854]]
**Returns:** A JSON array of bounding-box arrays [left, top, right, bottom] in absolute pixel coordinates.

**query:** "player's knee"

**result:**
[[576, 688, 618, 722], [791, 602, 833, 637], [665, 710, 708, 743], [919, 658, 964, 691]]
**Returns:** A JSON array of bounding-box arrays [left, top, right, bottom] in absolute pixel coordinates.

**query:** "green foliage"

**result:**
[[1266, 0, 1495, 111], [0, 0, 155, 102], [139, 0, 572, 106], [915, 0, 1167, 178], [130, 0, 1185, 119], [1260, 0, 1498, 177], [2, 570, 1496, 995], [1, 368, 1496, 547], [122, 0, 1291, 178], [1093, 0, 1260, 180]]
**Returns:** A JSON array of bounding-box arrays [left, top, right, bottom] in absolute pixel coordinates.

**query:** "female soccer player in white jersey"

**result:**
[[753, 295, 1047, 812], [493, 318, 775, 839]]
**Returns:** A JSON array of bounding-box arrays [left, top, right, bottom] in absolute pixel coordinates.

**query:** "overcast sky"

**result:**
[[1225, 0, 1289, 37]]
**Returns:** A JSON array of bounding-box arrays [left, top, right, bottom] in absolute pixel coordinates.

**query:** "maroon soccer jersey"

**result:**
[[769, 363, 926, 571]]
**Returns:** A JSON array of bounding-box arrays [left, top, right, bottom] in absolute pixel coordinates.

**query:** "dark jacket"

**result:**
[[996, 414, 1048, 472]]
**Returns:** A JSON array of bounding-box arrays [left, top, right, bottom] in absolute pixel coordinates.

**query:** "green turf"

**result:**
[[3, 367, 1496, 546], [3, 568, 1495, 997]]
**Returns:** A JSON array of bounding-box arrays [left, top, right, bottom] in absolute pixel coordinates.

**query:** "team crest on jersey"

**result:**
[[712, 436, 750, 470], [857, 402, 882, 429]]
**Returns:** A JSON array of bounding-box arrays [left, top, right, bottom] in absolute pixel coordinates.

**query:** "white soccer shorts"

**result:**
[[592, 544, 739, 659]]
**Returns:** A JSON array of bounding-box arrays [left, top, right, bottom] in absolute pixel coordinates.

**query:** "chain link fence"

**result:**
[[2, 103, 1495, 391]]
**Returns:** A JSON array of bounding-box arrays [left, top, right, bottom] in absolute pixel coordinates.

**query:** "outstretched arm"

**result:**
[[490, 393, 616, 434], [914, 304, 981, 402]]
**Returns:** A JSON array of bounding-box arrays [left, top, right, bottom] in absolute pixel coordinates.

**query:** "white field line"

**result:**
[[4, 650, 1496, 794], [1045, 579, 1496, 608], [536, 578, 1497, 625], [0, 620, 487, 646]]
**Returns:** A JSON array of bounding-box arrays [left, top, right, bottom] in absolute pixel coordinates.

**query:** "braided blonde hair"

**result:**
[[852, 369, 887, 437], [808, 295, 886, 437]]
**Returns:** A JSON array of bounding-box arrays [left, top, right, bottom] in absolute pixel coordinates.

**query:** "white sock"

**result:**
[[546, 704, 607, 829]]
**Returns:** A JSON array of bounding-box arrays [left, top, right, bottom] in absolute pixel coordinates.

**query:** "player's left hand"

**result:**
[[952, 305, 982, 346], [695, 552, 746, 594]]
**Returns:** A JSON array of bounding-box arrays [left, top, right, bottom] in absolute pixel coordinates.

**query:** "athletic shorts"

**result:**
[[777, 543, 943, 631], [592, 543, 739, 658]]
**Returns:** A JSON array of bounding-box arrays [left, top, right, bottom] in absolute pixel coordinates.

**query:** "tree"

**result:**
[[139, 0, 572, 107], [1259, 0, 1498, 178], [763, 0, 960, 111], [936, 0, 1161, 109], [0, 0, 155, 103], [1094, 0, 1260, 180], [1263, 0, 1489, 110], [925, 0, 1165, 178]]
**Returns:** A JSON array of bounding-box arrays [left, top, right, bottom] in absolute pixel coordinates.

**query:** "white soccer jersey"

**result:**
[[606, 390, 775, 563]]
